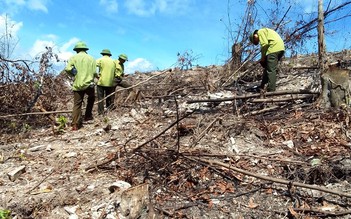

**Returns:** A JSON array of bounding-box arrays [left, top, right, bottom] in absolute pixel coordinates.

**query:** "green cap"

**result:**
[[119, 54, 128, 61], [73, 41, 89, 51], [100, 49, 112, 56]]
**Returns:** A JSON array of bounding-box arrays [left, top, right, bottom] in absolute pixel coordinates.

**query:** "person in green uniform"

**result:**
[[64, 41, 96, 130], [249, 28, 285, 92], [96, 49, 117, 115], [114, 54, 130, 88]]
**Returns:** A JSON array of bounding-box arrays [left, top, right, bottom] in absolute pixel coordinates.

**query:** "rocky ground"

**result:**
[[1, 54, 351, 219]]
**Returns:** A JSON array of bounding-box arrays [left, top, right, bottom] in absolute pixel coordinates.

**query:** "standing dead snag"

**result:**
[[230, 43, 242, 70], [320, 65, 351, 108]]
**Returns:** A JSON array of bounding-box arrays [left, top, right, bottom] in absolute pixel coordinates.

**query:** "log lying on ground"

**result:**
[[249, 94, 315, 103], [192, 157, 351, 198], [186, 90, 319, 104]]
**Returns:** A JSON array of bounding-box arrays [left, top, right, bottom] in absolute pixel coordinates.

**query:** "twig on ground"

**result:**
[[132, 110, 197, 153], [26, 169, 54, 194], [191, 118, 219, 147]]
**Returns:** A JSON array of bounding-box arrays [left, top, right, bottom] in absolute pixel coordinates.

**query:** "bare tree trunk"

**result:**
[[318, 0, 329, 107], [318, 0, 326, 70], [230, 43, 242, 70]]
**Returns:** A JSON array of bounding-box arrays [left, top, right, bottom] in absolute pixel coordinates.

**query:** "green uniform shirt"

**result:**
[[258, 28, 285, 59], [115, 60, 125, 78], [65, 51, 96, 91], [96, 55, 116, 87]]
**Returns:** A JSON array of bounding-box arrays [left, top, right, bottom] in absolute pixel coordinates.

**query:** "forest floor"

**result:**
[[1, 54, 351, 219]]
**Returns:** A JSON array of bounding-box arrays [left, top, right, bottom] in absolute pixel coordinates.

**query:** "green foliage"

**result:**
[[103, 117, 109, 124], [57, 115, 67, 131], [33, 81, 41, 89], [22, 123, 31, 132], [18, 152, 26, 160], [9, 122, 16, 130], [0, 209, 12, 219]]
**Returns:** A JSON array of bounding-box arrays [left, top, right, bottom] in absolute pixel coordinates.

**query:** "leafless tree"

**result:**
[[0, 14, 22, 82]]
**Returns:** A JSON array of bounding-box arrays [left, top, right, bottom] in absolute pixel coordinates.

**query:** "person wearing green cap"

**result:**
[[114, 54, 130, 88], [249, 28, 285, 92], [96, 49, 117, 115], [64, 41, 96, 131]]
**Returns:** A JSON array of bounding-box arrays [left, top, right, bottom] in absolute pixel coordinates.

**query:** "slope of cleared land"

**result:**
[[1, 54, 351, 218]]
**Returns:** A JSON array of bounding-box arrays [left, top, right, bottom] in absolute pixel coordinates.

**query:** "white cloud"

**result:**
[[125, 0, 153, 16], [125, 58, 155, 74], [60, 38, 79, 54], [56, 38, 80, 61], [28, 37, 80, 63], [28, 0, 49, 13], [44, 34, 57, 41], [99, 0, 118, 13], [0, 14, 23, 35], [29, 39, 56, 58], [125, 0, 192, 16], [295, 0, 317, 13], [156, 0, 192, 14], [5, 0, 25, 5], [4, 0, 49, 13]]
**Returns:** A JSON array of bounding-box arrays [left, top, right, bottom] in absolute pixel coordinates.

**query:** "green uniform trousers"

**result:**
[[72, 86, 95, 127], [97, 85, 115, 115], [260, 51, 284, 92]]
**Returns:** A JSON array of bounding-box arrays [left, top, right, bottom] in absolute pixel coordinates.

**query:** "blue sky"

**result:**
[[0, 0, 232, 74], [1, 0, 351, 74]]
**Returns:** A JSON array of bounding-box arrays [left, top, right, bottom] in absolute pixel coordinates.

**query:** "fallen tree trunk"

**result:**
[[249, 94, 315, 103], [186, 90, 319, 104], [191, 157, 351, 198], [0, 110, 71, 119]]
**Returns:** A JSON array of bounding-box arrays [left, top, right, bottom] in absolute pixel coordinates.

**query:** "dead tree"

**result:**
[[230, 43, 242, 70], [318, 0, 351, 108]]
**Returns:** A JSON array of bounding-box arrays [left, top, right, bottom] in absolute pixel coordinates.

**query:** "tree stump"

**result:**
[[231, 43, 242, 70], [321, 65, 351, 108]]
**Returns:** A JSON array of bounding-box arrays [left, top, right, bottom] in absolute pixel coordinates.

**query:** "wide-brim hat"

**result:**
[[119, 54, 128, 61], [73, 41, 89, 51], [100, 49, 112, 56]]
